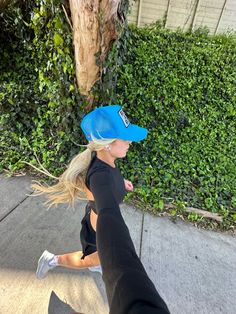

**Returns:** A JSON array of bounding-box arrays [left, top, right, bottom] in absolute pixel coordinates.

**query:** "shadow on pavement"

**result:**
[[48, 290, 84, 314]]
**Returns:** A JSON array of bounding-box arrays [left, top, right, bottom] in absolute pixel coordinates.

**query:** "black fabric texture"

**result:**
[[80, 154, 126, 259], [80, 203, 97, 259], [85, 155, 126, 214], [88, 163, 170, 314]]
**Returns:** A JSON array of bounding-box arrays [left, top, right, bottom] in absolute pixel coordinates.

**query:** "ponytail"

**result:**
[[32, 139, 115, 208]]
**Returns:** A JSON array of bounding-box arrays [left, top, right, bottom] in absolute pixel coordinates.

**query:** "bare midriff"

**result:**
[[85, 186, 97, 232], [90, 209, 97, 232]]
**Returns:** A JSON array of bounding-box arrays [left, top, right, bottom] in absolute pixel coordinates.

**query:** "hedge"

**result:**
[[0, 1, 235, 228], [0, 0, 85, 175], [113, 25, 236, 228]]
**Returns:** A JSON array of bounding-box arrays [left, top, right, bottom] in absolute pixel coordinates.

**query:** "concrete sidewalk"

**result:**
[[0, 174, 235, 314]]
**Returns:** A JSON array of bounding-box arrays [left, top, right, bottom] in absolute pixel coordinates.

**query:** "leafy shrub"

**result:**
[[0, 0, 85, 173], [113, 25, 236, 226], [0, 2, 235, 227]]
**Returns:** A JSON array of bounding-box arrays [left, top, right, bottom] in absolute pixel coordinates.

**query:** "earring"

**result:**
[[105, 145, 111, 151]]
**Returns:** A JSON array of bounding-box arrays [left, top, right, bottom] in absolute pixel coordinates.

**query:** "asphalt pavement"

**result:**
[[0, 174, 235, 314]]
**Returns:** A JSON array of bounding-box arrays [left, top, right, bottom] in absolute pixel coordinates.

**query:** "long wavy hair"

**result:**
[[31, 138, 116, 208]]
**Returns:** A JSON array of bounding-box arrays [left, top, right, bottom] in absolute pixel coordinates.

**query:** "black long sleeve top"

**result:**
[[87, 156, 170, 314]]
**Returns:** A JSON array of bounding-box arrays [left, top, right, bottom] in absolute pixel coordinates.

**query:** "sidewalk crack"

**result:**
[[139, 212, 144, 259], [0, 192, 33, 222]]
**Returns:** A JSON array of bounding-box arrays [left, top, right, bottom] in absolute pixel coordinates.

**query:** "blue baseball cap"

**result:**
[[81, 105, 148, 142]]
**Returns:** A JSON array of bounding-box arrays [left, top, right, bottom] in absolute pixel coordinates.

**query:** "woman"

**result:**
[[35, 104, 148, 279]]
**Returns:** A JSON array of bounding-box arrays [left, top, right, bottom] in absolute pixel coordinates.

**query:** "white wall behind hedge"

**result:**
[[128, 0, 236, 34]]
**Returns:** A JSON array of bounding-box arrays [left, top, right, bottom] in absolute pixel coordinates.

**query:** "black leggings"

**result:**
[[80, 203, 97, 259]]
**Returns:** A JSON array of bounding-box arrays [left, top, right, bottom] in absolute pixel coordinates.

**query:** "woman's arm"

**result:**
[[89, 170, 170, 314]]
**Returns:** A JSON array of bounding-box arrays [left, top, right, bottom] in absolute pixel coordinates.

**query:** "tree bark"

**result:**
[[165, 204, 223, 222], [69, 0, 121, 96]]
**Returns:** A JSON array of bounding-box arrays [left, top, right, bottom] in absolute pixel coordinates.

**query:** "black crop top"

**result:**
[[86, 153, 170, 313], [85, 153, 126, 214]]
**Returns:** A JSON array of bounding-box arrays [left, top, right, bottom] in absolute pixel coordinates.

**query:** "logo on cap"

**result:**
[[119, 109, 130, 128]]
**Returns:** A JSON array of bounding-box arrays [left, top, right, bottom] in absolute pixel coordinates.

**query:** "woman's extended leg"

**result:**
[[36, 250, 100, 279], [58, 250, 100, 268], [36, 205, 100, 279]]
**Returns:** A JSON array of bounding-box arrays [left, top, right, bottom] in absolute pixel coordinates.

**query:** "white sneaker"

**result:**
[[88, 265, 102, 275], [36, 250, 57, 279]]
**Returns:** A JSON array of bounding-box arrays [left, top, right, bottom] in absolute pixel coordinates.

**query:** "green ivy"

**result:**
[[0, 0, 85, 174], [0, 2, 236, 229], [111, 25, 236, 229]]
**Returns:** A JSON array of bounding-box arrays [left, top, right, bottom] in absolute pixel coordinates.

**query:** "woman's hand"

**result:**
[[124, 179, 134, 192]]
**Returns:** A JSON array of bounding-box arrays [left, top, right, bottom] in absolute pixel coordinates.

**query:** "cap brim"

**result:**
[[119, 124, 148, 142]]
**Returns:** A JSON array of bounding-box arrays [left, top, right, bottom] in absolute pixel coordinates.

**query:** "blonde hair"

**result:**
[[31, 138, 116, 208]]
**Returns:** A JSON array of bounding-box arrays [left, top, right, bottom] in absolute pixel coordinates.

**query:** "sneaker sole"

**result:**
[[88, 266, 102, 274]]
